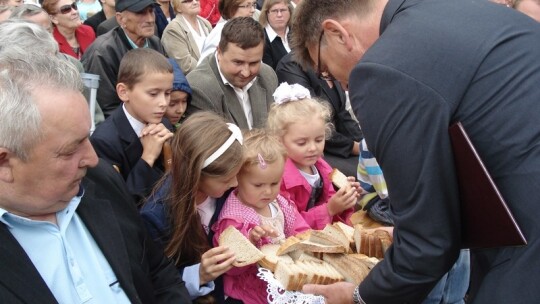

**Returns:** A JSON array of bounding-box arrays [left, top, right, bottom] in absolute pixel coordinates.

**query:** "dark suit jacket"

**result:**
[[186, 54, 278, 129], [154, 4, 175, 39], [351, 0, 540, 303], [276, 53, 362, 158], [90, 107, 171, 202], [96, 16, 118, 36], [84, 10, 107, 35], [262, 29, 289, 70], [0, 160, 190, 303]]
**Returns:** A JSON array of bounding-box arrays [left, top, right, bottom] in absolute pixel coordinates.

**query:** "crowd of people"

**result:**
[[1, 0, 540, 303]]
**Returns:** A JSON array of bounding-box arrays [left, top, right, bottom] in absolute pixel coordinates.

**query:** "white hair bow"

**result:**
[[272, 82, 311, 105], [202, 123, 243, 169]]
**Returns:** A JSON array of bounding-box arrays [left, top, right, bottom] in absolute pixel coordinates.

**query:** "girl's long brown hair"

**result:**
[[163, 112, 244, 266]]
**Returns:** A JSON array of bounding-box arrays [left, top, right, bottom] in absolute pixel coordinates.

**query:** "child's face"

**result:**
[[281, 118, 326, 173], [198, 167, 240, 201], [237, 158, 284, 214], [166, 90, 189, 125], [121, 72, 173, 124]]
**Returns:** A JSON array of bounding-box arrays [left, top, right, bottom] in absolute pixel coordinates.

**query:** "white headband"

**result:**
[[272, 82, 311, 105], [202, 123, 243, 169]]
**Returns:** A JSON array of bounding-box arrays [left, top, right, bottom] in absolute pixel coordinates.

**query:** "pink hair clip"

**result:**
[[258, 153, 267, 169]]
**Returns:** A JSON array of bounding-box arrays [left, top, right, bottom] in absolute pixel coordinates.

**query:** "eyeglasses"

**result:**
[[238, 2, 257, 9], [58, 2, 77, 14], [316, 30, 336, 82], [181, 0, 199, 3], [268, 8, 289, 15]]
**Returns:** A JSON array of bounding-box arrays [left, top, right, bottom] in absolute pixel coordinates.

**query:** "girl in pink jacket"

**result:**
[[213, 129, 310, 304], [267, 83, 360, 229]]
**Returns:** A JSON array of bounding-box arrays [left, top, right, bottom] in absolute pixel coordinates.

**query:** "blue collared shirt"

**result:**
[[123, 29, 150, 49], [0, 188, 131, 304]]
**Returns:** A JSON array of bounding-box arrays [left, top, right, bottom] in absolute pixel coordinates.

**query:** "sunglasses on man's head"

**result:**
[[58, 2, 77, 14], [181, 0, 199, 3]]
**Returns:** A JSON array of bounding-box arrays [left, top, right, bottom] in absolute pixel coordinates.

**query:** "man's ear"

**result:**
[[116, 82, 130, 103], [116, 12, 124, 28], [0, 148, 15, 183], [321, 19, 353, 50], [216, 46, 223, 62]]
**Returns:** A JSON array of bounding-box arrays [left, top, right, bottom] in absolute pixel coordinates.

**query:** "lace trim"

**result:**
[[257, 267, 325, 304]]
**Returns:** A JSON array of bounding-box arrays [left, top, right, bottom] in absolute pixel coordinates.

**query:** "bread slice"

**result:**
[[308, 230, 342, 246], [274, 261, 297, 290], [323, 224, 351, 253], [295, 229, 312, 240], [218, 226, 264, 267], [278, 234, 346, 255], [373, 229, 392, 258], [289, 263, 307, 291], [353, 224, 363, 253], [297, 240, 346, 254], [329, 168, 349, 189], [323, 253, 370, 285], [321, 260, 345, 284], [334, 222, 356, 252], [295, 251, 323, 263], [349, 253, 380, 269], [277, 236, 303, 255], [296, 261, 317, 285], [334, 222, 355, 242], [259, 244, 293, 271]]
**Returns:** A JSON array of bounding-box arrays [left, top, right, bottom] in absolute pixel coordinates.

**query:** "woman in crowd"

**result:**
[[258, 0, 292, 70], [43, 0, 95, 59], [155, 0, 175, 38], [162, 0, 212, 74], [141, 112, 245, 303], [199, 0, 220, 27], [198, 0, 256, 62]]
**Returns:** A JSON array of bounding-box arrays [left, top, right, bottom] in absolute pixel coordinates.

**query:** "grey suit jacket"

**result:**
[[186, 54, 278, 129], [161, 15, 212, 74]]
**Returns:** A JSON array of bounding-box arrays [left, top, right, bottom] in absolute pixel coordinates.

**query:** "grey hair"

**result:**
[[0, 54, 82, 160], [0, 5, 11, 14], [0, 19, 58, 56], [9, 3, 45, 18]]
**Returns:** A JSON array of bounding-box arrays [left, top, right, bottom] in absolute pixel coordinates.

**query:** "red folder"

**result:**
[[449, 122, 527, 249]]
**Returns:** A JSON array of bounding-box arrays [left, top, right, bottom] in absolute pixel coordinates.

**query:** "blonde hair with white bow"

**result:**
[[267, 83, 333, 139]]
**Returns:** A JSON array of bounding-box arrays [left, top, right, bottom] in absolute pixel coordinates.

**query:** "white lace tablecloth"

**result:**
[[257, 267, 326, 304]]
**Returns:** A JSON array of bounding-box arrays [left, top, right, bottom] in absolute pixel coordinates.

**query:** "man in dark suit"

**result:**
[[291, 0, 540, 303], [0, 54, 190, 303], [276, 52, 362, 177], [186, 17, 278, 130]]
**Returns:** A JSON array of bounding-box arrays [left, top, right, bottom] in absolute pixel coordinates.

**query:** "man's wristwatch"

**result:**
[[353, 285, 365, 304]]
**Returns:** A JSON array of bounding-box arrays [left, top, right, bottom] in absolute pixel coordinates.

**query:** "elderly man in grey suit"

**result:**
[[186, 17, 278, 130]]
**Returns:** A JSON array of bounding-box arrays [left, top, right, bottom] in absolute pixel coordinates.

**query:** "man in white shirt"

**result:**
[[186, 16, 278, 130]]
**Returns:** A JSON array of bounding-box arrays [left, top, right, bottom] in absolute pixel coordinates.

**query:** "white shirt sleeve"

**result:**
[[181, 263, 216, 299]]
